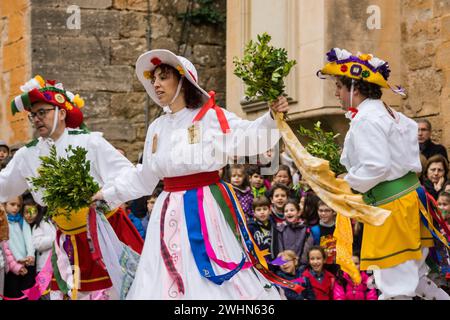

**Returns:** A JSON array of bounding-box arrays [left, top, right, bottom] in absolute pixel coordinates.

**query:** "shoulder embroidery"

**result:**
[[26, 139, 38, 148]]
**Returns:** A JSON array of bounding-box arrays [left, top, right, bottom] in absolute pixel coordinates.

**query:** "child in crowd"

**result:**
[[310, 200, 338, 274], [28, 202, 55, 275], [247, 165, 267, 198], [277, 200, 313, 265], [301, 246, 335, 300], [229, 164, 254, 219], [0, 203, 8, 298], [272, 165, 298, 199], [275, 250, 315, 300], [3, 196, 35, 298], [247, 196, 279, 264], [0, 141, 9, 162], [301, 192, 320, 226], [272, 165, 292, 187], [333, 255, 378, 300], [438, 191, 450, 226], [268, 183, 289, 224]]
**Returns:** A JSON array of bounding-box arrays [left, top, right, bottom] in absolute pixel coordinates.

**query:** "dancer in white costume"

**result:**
[[94, 50, 299, 299]]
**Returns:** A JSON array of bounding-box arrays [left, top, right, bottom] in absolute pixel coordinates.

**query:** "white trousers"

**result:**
[[374, 248, 450, 300]]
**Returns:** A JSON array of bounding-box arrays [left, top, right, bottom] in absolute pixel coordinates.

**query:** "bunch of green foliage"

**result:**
[[233, 32, 296, 103], [28, 145, 99, 220], [298, 121, 346, 176], [179, 0, 225, 25]]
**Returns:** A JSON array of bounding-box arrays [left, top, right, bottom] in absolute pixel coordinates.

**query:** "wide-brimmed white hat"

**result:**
[[135, 49, 210, 107]]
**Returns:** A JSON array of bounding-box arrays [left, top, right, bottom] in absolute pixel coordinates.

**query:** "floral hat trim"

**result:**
[[317, 48, 406, 96]]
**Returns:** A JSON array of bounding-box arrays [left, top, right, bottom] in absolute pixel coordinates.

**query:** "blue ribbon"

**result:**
[[183, 188, 245, 285], [220, 182, 256, 252], [7, 213, 23, 227], [416, 186, 448, 245]]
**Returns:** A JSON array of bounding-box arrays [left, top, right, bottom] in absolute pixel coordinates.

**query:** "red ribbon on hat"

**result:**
[[192, 91, 230, 134]]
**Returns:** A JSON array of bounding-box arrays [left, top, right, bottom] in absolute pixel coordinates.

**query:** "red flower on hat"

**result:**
[[340, 65, 348, 72], [151, 57, 162, 66]]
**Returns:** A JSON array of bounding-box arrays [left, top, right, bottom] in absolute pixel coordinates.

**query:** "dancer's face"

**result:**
[[29, 102, 65, 138], [152, 67, 181, 105], [335, 79, 351, 110]]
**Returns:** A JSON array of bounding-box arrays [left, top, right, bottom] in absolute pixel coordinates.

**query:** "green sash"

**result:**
[[362, 172, 420, 206]]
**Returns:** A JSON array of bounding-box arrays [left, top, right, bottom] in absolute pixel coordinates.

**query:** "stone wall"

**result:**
[[400, 0, 450, 150], [30, 0, 226, 163]]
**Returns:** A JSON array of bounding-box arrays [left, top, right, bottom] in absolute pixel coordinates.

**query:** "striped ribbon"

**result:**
[[218, 181, 305, 294], [184, 188, 245, 285], [160, 194, 185, 294]]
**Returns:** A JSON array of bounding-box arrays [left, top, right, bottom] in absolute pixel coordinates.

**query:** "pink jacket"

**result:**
[[2, 241, 23, 275], [333, 271, 378, 300]]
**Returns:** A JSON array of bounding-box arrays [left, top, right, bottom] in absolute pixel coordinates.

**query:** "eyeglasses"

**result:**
[[28, 108, 55, 122]]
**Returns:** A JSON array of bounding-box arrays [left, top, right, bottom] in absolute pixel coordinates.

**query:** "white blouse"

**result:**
[[341, 98, 422, 193], [103, 107, 280, 208]]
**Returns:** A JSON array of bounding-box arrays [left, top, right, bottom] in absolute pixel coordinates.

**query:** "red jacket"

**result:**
[[302, 268, 335, 300], [333, 271, 378, 300]]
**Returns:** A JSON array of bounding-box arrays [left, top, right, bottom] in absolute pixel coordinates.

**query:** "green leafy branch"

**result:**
[[233, 32, 296, 103], [298, 121, 346, 176], [28, 145, 99, 220]]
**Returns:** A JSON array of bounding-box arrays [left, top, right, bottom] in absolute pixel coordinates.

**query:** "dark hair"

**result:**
[[307, 246, 327, 261], [154, 64, 204, 109], [229, 164, 249, 188], [337, 76, 383, 99], [302, 192, 320, 226], [252, 195, 271, 209], [417, 119, 432, 131], [246, 164, 262, 177], [284, 199, 300, 212], [22, 192, 46, 228], [273, 164, 293, 186], [268, 183, 289, 199], [424, 154, 449, 179]]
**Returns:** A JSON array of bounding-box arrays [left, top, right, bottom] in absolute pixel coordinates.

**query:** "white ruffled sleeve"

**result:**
[[102, 121, 160, 209], [209, 109, 281, 157]]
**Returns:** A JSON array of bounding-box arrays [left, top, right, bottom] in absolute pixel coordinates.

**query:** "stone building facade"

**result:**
[[0, 0, 226, 163], [227, 0, 450, 151], [2, 0, 450, 161]]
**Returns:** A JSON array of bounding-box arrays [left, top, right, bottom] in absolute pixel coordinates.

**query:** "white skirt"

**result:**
[[126, 188, 281, 300]]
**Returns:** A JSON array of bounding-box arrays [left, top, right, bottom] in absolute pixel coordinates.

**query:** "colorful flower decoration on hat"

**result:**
[[317, 48, 406, 96], [151, 57, 162, 66], [10, 75, 85, 128], [176, 65, 185, 76]]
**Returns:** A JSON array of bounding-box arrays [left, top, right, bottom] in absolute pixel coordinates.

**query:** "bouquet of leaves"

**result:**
[[28, 145, 100, 220], [233, 32, 296, 103], [298, 121, 346, 176]]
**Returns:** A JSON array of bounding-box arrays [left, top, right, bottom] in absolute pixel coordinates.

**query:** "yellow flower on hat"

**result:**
[[35, 75, 46, 88], [65, 101, 73, 111], [358, 53, 372, 61], [176, 65, 185, 76], [73, 94, 85, 108], [143, 70, 152, 79]]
